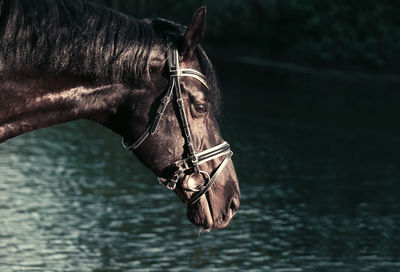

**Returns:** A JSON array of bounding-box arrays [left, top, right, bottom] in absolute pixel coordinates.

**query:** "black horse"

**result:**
[[0, 0, 240, 231]]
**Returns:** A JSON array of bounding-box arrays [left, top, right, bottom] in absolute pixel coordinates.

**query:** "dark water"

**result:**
[[1, 60, 400, 271]]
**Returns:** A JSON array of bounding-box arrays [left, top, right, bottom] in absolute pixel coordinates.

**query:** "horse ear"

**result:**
[[181, 6, 207, 59]]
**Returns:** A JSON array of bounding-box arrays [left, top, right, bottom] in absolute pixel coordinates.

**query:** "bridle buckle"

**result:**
[[166, 180, 177, 190]]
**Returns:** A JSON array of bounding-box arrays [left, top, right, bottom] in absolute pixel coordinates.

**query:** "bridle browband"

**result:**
[[122, 43, 233, 205]]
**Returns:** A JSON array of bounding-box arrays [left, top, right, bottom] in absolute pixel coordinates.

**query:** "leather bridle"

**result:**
[[122, 43, 233, 205]]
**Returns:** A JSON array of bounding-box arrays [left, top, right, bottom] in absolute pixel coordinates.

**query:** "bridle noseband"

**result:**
[[122, 44, 233, 205]]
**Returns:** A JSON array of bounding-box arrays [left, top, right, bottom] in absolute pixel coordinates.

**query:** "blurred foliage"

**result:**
[[91, 0, 400, 70]]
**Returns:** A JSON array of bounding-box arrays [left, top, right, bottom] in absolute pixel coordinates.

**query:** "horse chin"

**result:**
[[186, 197, 214, 231]]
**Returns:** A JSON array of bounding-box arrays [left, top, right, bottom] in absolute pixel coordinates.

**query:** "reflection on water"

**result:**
[[1, 61, 400, 271]]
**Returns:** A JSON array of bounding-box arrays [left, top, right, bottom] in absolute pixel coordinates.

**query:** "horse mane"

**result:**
[[0, 0, 156, 83], [0, 0, 221, 113]]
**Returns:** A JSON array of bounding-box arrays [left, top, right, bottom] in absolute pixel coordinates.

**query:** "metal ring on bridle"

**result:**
[[186, 170, 210, 192]]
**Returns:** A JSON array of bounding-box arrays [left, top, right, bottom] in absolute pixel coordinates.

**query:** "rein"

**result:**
[[122, 43, 233, 205]]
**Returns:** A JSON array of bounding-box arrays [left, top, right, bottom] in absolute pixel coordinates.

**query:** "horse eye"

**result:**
[[149, 66, 159, 74], [194, 104, 207, 114]]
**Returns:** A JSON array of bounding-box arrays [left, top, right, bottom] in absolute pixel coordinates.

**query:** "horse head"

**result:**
[[120, 7, 240, 231]]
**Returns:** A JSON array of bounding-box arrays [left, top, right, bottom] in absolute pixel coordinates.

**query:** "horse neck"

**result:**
[[0, 71, 131, 143]]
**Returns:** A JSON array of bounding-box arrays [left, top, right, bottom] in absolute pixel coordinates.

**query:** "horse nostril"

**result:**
[[229, 195, 240, 216]]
